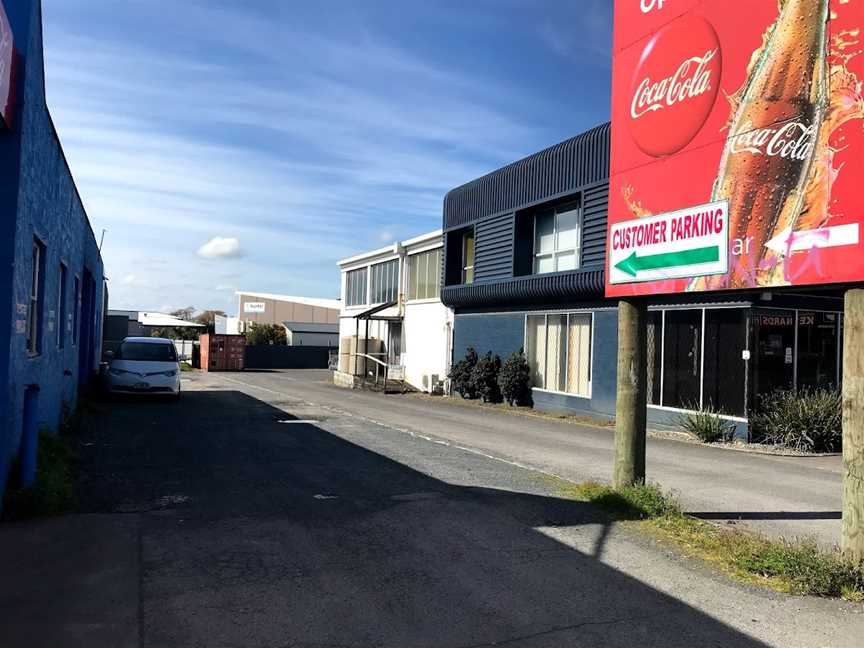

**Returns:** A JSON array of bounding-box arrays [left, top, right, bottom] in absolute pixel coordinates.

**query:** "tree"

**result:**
[[246, 323, 287, 346], [195, 309, 226, 331], [498, 349, 532, 406], [170, 306, 195, 321]]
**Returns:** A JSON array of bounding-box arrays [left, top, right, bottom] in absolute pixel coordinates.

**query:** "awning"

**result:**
[[352, 300, 401, 321]]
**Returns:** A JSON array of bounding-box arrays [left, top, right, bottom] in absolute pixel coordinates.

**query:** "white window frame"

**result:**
[[370, 258, 399, 305], [533, 206, 582, 274], [523, 310, 594, 399]]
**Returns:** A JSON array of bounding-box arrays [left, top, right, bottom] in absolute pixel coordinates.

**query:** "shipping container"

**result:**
[[199, 334, 246, 372]]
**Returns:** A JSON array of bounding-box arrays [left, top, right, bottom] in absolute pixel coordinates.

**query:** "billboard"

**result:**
[[243, 302, 266, 313], [606, 0, 864, 297], [0, 0, 15, 129]]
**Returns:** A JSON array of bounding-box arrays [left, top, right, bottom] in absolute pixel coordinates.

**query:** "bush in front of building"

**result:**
[[498, 349, 532, 407], [245, 323, 287, 346], [449, 347, 479, 399], [750, 388, 842, 453], [678, 404, 737, 443], [471, 351, 503, 403]]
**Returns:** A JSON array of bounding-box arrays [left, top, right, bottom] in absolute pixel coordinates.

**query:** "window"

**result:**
[[370, 259, 399, 304], [345, 268, 368, 307], [27, 238, 46, 355], [462, 231, 475, 284], [408, 248, 441, 301], [534, 206, 581, 274], [72, 275, 81, 344], [117, 340, 177, 362], [525, 312, 593, 397], [58, 263, 67, 349], [647, 307, 748, 417]]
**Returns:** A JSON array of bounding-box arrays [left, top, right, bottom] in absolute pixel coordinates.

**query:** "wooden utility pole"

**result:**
[[613, 299, 647, 489], [842, 289, 864, 564]]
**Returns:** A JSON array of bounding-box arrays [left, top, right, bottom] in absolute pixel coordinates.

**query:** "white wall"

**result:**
[[402, 300, 453, 392]]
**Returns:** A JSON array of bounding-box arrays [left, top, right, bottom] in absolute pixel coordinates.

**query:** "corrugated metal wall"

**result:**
[[474, 212, 514, 282], [443, 122, 610, 230], [581, 183, 609, 268]]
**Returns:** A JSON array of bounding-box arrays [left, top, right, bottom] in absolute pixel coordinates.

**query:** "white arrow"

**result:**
[[765, 223, 859, 255]]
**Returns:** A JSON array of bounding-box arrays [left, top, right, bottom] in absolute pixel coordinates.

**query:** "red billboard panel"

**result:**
[[0, 0, 16, 129], [606, 0, 864, 297]]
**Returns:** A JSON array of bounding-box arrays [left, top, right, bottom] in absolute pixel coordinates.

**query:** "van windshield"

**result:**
[[117, 341, 177, 362]]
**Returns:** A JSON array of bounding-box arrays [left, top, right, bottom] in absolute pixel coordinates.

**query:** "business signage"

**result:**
[[0, 0, 15, 129], [606, 0, 864, 297], [243, 302, 266, 313]]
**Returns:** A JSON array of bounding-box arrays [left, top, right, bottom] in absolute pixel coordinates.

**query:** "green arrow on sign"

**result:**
[[615, 245, 720, 278]]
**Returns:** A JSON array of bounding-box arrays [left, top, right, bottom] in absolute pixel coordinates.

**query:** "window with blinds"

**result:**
[[408, 248, 442, 301], [524, 312, 593, 397], [370, 259, 399, 304], [345, 268, 368, 307]]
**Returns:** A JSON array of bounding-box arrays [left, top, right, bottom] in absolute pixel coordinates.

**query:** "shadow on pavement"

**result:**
[[67, 389, 769, 647]]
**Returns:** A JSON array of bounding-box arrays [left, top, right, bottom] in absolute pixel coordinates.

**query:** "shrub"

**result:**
[[750, 388, 841, 453], [678, 404, 737, 443], [471, 351, 502, 403], [449, 347, 479, 399], [246, 323, 287, 346], [498, 349, 532, 406]]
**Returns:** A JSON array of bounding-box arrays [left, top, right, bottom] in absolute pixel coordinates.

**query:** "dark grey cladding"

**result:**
[[442, 269, 605, 308], [443, 122, 611, 230]]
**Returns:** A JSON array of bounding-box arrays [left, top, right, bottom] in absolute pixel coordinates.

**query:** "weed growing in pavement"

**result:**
[[549, 478, 864, 601], [1, 430, 76, 520]]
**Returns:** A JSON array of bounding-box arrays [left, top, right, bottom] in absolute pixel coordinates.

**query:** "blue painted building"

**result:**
[[0, 0, 105, 499], [442, 123, 845, 438]]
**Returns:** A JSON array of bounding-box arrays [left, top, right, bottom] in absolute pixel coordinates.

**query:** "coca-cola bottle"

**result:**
[[694, 0, 829, 290]]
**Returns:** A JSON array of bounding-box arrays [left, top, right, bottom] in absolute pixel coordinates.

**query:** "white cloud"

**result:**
[[197, 237, 242, 259], [121, 274, 137, 285]]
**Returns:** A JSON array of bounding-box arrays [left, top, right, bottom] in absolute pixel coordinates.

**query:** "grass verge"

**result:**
[[180, 362, 194, 372], [551, 479, 864, 601], [2, 430, 77, 521]]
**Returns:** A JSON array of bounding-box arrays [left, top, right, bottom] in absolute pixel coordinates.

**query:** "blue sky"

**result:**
[[42, 0, 612, 314]]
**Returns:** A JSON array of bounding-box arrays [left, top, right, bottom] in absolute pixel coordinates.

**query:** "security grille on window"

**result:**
[[370, 259, 398, 304], [408, 248, 441, 301], [27, 238, 46, 355], [534, 205, 582, 274], [525, 312, 592, 397], [345, 268, 368, 307]]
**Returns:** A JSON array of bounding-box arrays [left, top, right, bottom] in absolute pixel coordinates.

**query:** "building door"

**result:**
[[796, 311, 840, 390], [662, 309, 702, 409], [751, 310, 796, 404], [388, 322, 402, 365]]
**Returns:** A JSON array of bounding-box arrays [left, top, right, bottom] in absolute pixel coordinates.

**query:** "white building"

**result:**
[[336, 230, 453, 393]]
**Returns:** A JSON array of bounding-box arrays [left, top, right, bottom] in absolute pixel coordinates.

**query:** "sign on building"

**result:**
[[606, 0, 864, 297], [0, 0, 16, 129], [243, 302, 266, 313]]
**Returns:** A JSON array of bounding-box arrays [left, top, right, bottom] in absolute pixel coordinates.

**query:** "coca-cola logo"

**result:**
[[628, 15, 722, 157], [727, 120, 817, 160]]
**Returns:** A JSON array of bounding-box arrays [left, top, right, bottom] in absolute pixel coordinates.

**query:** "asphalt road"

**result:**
[[220, 369, 844, 547], [3, 369, 860, 647]]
